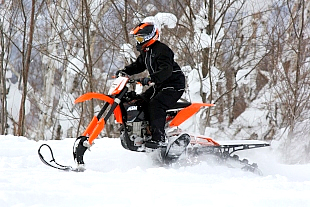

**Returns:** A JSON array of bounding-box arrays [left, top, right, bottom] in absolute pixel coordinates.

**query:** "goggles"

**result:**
[[132, 26, 156, 44], [134, 35, 146, 43]]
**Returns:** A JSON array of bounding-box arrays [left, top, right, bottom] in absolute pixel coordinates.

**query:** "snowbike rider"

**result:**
[[117, 22, 185, 149]]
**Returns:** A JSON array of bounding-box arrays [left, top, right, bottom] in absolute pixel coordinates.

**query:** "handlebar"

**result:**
[[130, 79, 155, 87], [114, 70, 154, 86], [120, 76, 154, 87]]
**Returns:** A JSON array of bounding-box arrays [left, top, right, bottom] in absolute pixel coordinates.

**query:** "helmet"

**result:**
[[130, 22, 159, 50]]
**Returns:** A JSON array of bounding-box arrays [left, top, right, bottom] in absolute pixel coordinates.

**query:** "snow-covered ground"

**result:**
[[1, 135, 309, 207]]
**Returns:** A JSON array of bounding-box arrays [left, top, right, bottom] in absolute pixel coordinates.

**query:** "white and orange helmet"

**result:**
[[130, 22, 159, 50]]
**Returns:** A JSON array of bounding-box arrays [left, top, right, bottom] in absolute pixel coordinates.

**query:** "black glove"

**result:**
[[140, 77, 151, 86], [115, 69, 127, 77]]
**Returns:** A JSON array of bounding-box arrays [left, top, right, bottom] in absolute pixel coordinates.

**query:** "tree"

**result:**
[[171, 0, 271, 135], [17, 0, 36, 136], [0, 17, 7, 134], [267, 0, 310, 133]]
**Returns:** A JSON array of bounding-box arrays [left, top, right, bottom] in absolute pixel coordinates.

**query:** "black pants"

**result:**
[[142, 87, 184, 142]]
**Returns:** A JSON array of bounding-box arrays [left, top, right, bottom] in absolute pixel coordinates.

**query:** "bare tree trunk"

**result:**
[[0, 19, 7, 134], [201, 0, 214, 89], [287, 0, 306, 133], [17, 0, 35, 136], [82, 0, 94, 117]]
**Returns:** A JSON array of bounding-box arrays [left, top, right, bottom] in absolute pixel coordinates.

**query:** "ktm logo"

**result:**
[[127, 106, 138, 111]]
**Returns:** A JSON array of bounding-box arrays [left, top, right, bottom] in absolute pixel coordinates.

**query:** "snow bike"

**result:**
[[38, 73, 270, 174]]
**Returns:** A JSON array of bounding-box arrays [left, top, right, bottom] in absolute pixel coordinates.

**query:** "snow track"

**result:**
[[1, 135, 309, 207]]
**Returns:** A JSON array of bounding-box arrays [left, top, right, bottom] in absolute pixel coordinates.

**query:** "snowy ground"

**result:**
[[1, 135, 309, 207]]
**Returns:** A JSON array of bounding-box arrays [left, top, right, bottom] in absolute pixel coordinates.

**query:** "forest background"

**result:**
[[0, 0, 309, 164]]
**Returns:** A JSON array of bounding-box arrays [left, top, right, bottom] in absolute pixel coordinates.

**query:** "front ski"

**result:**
[[38, 144, 85, 172]]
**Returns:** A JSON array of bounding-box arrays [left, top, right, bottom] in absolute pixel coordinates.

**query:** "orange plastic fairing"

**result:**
[[74, 92, 123, 124], [75, 93, 114, 104], [192, 135, 220, 146], [113, 106, 123, 123], [169, 103, 215, 127], [82, 116, 98, 136], [88, 119, 105, 145], [107, 77, 129, 96], [75, 92, 123, 144]]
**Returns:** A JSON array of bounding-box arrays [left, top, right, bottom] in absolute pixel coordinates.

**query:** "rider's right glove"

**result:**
[[140, 77, 151, 86]]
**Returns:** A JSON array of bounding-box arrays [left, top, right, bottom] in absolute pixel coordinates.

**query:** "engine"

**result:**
[[124, 104, 149, 146]]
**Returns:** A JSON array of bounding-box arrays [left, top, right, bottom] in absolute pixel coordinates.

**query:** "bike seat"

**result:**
[[167, 101, 192, 111]]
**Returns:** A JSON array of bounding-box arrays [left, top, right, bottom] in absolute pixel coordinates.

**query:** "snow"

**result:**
[[194, 31, 212, 50], [120, 43, 136, 60], [236, 69, 252, 85], [244, 0, 272, 12], [6, 80, 31, 122], [143, 13, 177, 29], [1, 135, 310, 207]]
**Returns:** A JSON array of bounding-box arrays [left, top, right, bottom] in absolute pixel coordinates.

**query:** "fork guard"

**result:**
[[73, 136, 88, 165]]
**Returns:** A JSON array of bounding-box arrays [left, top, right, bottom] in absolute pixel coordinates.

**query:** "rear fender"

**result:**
[[169, 103, 215, 127], [191, 135, 220, 146]]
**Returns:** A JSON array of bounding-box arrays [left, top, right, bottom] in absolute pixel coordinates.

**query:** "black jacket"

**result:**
[[124, 41, 185, 90]]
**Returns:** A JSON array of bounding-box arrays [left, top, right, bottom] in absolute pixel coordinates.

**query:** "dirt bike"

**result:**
[[38, 73, 270, 174]]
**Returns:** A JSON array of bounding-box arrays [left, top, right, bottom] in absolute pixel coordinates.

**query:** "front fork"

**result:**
[[73, 88, 128, 165]]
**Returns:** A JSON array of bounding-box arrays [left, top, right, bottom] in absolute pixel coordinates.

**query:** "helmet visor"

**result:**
[[134, 35, 145, 43]]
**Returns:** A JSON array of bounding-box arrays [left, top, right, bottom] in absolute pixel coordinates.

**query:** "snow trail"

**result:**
[[1, 135, 309, 207]]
